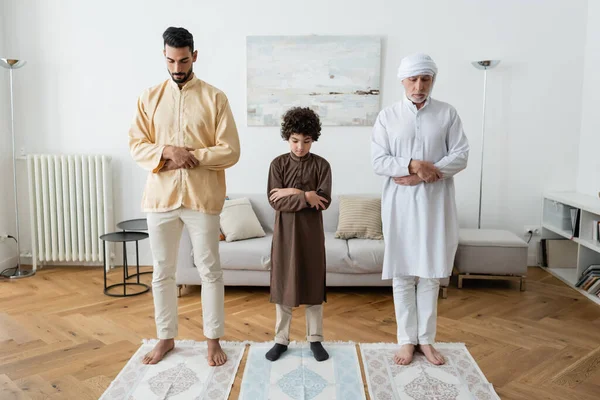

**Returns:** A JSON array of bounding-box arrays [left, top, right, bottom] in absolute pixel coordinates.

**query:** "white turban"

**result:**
[[397, 53, 438, 81]]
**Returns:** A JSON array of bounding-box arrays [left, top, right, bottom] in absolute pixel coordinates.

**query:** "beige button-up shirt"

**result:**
[[129, 75, 240, 214]]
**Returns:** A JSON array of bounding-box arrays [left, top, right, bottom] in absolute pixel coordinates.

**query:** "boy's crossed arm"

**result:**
[[269, 188, 328, 210]]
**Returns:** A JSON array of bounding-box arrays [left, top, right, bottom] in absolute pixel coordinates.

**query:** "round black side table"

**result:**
[[116, 218, 151, 280], [99, 231, 150, 297], [117, 218, 148, 231]]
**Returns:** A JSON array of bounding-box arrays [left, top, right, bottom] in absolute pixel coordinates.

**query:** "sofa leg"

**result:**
[[458, 275, 464, 289], [441, 287, 448, 299], [520, 277, 526, 292], [177, 285, 182, 298]]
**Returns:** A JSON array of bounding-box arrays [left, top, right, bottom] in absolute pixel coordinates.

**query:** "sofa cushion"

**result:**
[[322, 196, 340, 233], [219, 233, 349, 273], [220, 197, 266, 242], [224, 193, 276, 233], [325, 232, 351, 273], [335, 196, 383, 240], [219, 234, 272, 271], [345, 238, 385, 273]]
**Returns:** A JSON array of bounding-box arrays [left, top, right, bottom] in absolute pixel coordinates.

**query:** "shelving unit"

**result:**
[[541, 191, 600, 305]]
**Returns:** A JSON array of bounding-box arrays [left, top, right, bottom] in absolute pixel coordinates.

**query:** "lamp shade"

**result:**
[[471, 60, 500, 70], [0, 59, 26, 69]]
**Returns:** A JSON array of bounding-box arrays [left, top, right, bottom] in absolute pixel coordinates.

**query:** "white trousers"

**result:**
[[274, 304, 324, 345], [393, 276, 440, 345], [147, 208, 224, 340]]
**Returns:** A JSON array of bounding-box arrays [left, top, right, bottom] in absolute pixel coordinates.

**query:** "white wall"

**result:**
[[2, 0, 588, 266], [0, 1, 19, 273], [577, 0, 600, 198]]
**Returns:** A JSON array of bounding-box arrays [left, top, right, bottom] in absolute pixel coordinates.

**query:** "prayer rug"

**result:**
[[239, 341, 366, 399], [359, 343, 500, 400], [99, 339, 245, 400]]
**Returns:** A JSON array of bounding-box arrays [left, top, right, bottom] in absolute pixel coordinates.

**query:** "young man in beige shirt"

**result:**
[[129, 27, 240, 366]]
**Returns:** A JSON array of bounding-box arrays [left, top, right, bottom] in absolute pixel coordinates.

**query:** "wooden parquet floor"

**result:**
[[1, 266, 599, 399]]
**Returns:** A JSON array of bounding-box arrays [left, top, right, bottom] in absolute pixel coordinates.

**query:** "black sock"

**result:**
[[265, 343, 288, 361], [310, 342, 329, 362]]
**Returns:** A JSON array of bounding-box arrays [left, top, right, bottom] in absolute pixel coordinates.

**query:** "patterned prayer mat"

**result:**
[[99, 340, 245, 400], [360, 343, 500, 400], [239, 342, 366, 400]]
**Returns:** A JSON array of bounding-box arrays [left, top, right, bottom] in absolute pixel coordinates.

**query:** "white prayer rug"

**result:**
[[99, 339, 245, 400], [359, 343, 500, 400]]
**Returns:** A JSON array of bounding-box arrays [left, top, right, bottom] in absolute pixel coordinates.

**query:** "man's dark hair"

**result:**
[[163, 27, 194, 52], [281, 107, 322, 141]]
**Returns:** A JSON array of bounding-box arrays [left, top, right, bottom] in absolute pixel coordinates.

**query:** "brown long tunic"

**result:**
[[268, 152, 332, 307]]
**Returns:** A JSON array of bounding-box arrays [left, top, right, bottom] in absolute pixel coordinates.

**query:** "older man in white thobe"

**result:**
[[371, 53, 469, 365]]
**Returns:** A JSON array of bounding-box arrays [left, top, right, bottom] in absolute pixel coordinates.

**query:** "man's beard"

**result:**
[[170, 67, 193, 84], [408, 93, 428, 104]]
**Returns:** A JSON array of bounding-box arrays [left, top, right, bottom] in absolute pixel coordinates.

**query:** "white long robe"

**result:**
[[371, 96, 469, 279]]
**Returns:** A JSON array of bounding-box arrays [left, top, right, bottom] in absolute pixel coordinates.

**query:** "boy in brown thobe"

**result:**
[[265, 107, 332, 362]]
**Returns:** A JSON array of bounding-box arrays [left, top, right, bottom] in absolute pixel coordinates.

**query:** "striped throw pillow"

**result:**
[[335, 196, 383, 240]]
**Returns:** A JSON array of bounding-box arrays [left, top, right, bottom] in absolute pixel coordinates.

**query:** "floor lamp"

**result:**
[[471, 60, 500, 229], [1, 58, 35, 279]]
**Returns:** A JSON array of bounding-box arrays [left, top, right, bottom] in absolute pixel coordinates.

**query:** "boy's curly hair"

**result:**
[[281, 107, 321, 141]]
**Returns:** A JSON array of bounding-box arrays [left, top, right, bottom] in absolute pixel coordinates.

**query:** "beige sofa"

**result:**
[[175, 193, 449, 298]]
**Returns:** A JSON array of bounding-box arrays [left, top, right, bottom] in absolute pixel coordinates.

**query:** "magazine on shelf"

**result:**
[[575, 265, 600, 287], [570, 208, 580, 237], [587, 279, 600, 294]]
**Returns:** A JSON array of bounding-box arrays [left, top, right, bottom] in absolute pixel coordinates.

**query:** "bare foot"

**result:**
[[393, 344, 415, 365], [142, 339, 174, 365], [418, 344, 445, 365], [207, 339, 227, 367]]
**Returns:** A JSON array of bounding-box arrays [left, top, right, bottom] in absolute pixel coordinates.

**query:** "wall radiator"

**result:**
[[26, 154, 113, 270]]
